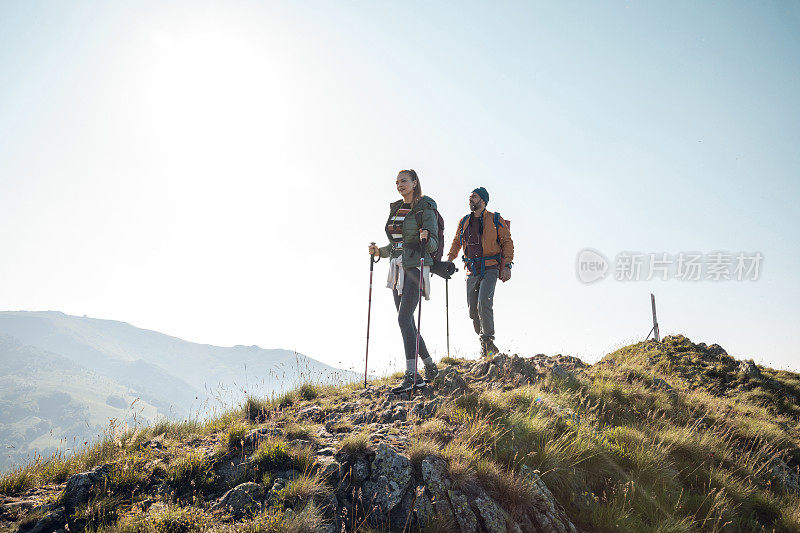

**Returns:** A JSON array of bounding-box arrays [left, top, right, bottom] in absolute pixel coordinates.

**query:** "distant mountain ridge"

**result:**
[[0, 311, 358, 472]]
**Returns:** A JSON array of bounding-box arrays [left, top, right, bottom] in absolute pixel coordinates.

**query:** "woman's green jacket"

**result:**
[[378, 195, 439, 268]]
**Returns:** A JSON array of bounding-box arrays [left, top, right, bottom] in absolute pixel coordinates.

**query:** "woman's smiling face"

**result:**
[[396, 172, 416, 197]]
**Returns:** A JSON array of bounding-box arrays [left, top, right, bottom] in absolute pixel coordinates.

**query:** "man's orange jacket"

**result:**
[[447, 210, 514, 269]]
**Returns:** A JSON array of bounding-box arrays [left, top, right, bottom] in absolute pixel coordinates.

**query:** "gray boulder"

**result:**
[[519, 465, 578, 533], [738, 360, 761, 378], [551, 363, 572, 380], [448, 489, 478, 533], [350, 410, 375, 425], [243, 427, 279, 448], [211, 482, 264, 518], [63, 464, 112, 515], [315, 456, 340, 482], [392, 485, 435, 530], [474, 492, 507, 533], [362, 444, 412, 513], [421, 457, 457, 524], [432, 367, 469, 396], [770, 458, 800, 493], [298, 405, 325, 423], [392, 406, 407, 422], [24, 507, 66, 533]]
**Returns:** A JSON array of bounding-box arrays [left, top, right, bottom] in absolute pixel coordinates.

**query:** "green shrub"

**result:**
[[338, 433, 371, 458], [0, 466, 35, 496], [280, 473, 327, 503], [275, 390, 297, 408], [243, 396, 272, 422], [284, 422, 314, 440], [407, 438, 441, 467], [298, 384, 319, 401], [251, 439, 293, 473], [166, 452, 215, 492], [115, 505, 210, 533], [225, 422, 248, 450], [107, 452, 152, 495], [74, 493, 122, 531], [283, 502, 324, 533]]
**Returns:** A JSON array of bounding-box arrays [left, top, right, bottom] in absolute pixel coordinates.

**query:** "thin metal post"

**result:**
[[650, 293, 660, 342]]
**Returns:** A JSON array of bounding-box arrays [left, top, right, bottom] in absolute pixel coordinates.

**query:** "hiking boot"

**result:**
[[424, 362, 439, 383], [485, 339, 500, 357], [480, 340, 489, 359], [391, 372, 426, 393]]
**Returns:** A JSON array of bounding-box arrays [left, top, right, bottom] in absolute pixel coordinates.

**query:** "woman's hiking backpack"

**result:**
[[416, 208, 456, 279]]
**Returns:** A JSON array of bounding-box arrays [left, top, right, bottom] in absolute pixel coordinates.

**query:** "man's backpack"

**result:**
[[458, 211, 510, 247], [458, 212, 511, 281]]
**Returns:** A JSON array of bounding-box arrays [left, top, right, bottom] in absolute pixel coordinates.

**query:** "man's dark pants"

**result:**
[[466, 268, 498, 342]]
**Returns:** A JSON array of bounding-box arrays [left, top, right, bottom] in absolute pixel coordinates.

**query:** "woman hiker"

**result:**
[[368, 169, 440, 393]]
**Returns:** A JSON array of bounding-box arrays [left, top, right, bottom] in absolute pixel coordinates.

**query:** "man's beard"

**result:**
[[469, 201, 479, 211]]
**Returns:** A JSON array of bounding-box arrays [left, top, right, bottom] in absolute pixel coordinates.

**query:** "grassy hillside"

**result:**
[[0, 336, 162, 473], [0, 312, 360, 475], [1, 335, 798, 532]]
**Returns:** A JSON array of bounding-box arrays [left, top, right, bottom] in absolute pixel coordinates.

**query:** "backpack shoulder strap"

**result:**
[[493, 212, 503, 244], [458, 214, 471, 245], [493, 212, 503, 228]]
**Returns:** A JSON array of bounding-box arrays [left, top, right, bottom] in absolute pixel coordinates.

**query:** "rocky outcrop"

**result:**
[[520, 465, 579, 533], [468, 353, 586, 386], [13, 464, 112, 532], [362, 444, 412, 515], [210, 482, 264, 518], [432, 366, 470, 396], [770, 457, 800, 494], [421, 457, 457, 525], [63, 464, 112, 516], [738, 360, 761, 378]]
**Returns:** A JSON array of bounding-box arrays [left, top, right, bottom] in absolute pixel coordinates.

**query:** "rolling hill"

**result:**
[[0, 311, 358, 473]]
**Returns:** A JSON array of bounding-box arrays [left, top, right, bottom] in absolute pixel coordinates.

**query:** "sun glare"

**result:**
[[139, 17, 295, 163]]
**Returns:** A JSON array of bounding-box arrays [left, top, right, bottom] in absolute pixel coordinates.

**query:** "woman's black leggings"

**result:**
[[393, 267, 431, 361]]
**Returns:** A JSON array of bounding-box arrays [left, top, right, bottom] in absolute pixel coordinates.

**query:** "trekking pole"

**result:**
[[412, 244, 426, 397], [445, 278, 450, 359], [364, 243, 379, 388], [412, 215, 427, 397]]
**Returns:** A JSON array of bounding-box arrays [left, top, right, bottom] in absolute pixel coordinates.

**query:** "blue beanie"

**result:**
[[472, 187, 489, 204]]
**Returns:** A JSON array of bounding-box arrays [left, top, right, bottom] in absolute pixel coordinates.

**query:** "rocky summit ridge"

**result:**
[[2, 335, 799, 532]]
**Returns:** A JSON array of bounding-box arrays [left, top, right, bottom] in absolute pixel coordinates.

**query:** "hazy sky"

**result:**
[[1, 1, 798, 375]]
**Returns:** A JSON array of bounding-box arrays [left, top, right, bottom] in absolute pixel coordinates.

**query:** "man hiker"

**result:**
[[446, 187, 514, 358]]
